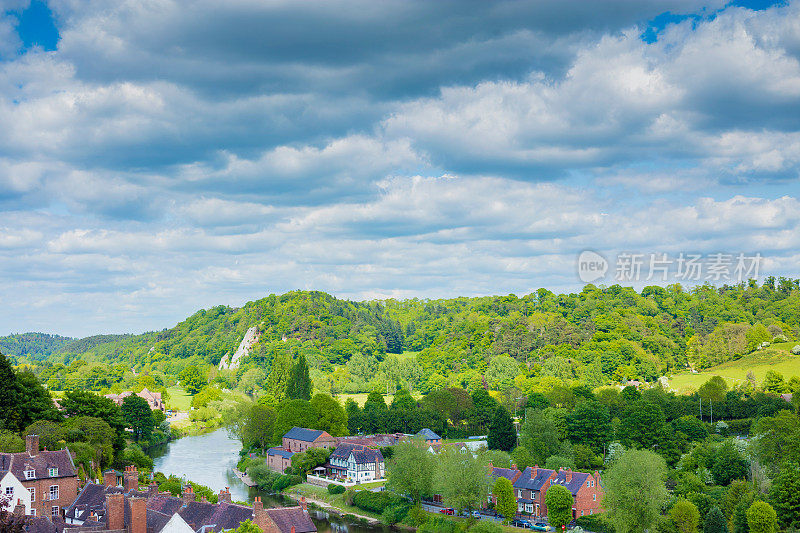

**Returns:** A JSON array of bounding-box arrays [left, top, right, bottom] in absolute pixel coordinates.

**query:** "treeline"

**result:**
[[0, 332, 73, 360], [13, 281, 800, 398]]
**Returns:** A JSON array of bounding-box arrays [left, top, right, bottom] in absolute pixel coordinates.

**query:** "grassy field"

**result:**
[[669, 342, 800, 392], [291, 483, 384, 521], [166, 386, 193, 410], [338, 390, 422, 407]]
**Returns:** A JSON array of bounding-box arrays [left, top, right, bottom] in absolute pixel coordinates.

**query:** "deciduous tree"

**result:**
[[603, 449, 668, 533], [544, 484, 573, 529], [493, 477, 516, 522], [387, 440, 435, 504], [747, 501, 777, 533], [669, 498, 700, 533], [121, 395, 155, 442], [286, 354, 312, 401], [433, 447, 488, 512]]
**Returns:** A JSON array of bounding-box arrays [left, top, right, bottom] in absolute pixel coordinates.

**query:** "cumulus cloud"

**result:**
[[1, 1, 799, 336]]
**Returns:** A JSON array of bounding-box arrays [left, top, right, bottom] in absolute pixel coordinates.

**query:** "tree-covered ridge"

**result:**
[[0, 332, 73, 360], [17, 280, 800, 393]]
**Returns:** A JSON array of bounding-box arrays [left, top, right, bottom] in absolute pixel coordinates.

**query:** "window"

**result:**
[[49, 485, 58, 501], [29, 488, 35, 502], [5, 487, 13, 496], [51, 506, 59, 518], [593, 494, 596, 502], [24, 470, 35, 480], [29, 509, 36, 517], [48, 468, 58, 477]]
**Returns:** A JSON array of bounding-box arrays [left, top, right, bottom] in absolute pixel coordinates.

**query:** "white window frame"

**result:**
[[30, 509, 36, 517], [4, 487, 13, 496], [49, 485, 58, 501], [48, 468, 58, 477], [51, 506, 59, 518], [29, 487, 35, 502], [24, 470, 35, 480]]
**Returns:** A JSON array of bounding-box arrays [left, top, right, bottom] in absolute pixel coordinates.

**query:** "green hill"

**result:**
[[11, 281, 800, 395], [0, 332, 74, 360], [669, 342, 800, 392]]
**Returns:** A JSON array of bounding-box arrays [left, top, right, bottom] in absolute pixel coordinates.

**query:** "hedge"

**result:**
[[352, 490, 407, 514], [575, 513, 615, 533], [327, 483, 346, 495]]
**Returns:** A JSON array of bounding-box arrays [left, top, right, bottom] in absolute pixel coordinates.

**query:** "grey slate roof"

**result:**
[[490, 467, 520, 482], [265, 507, 316, 533], [268, 447, 295, 459], [416, 428, 440, 440], [330, 444, 383, 464], [0, 449, 77, 480], [512, 467, 556, 492], [549, 471, 591, 496], [283, 427, 325, 442]]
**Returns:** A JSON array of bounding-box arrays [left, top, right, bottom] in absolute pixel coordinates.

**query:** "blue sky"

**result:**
[[1, 0, 799, 337]]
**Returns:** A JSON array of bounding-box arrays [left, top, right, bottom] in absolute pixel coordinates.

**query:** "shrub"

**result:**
[[327, 483, 346, 495], [381, 504, 409, 525], [271, 474, 302, 492], [575, 513, 616, 533], [792, 345, 800, 355], [404, 506, 429, 527], [352, 490, 406, 513]]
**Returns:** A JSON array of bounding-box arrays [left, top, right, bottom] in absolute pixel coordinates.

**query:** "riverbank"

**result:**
[[288, 485, 384, 525]]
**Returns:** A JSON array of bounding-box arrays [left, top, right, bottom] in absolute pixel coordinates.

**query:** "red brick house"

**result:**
[[488, 464, 603, 520], [282, 427, 336, 453], [0, 435, 79, 519], [267, 447, 295, 474]]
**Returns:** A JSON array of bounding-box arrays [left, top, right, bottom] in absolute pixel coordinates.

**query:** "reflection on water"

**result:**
[[150, 429, 391, 533]]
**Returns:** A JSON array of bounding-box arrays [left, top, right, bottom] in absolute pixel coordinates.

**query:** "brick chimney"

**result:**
[[124, 465, 139, 492], [106, 493, 125, 531], [182, 485, 195, 505], [300, 496, 307, 512], [104, 470, 118, 487], [25, 435, 39, 456], [531, 465, 538, 479], [252, 496, 269, 531], [13, 499, 25, 516], [148, 481, 159, 497], [218, 487, 231, 504], [565, 468, 572, 482], [291, 527, 296, 533], [511, 464, 517, 471], [129, 496, 146, 533]]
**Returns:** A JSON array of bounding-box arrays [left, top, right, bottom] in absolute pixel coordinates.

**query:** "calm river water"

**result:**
[[150, 429, 392, 533]]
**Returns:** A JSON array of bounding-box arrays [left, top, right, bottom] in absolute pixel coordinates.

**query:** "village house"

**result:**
[[327, 444, 385, 482], [415, 428, 441, 446], [265, 427, 338, 473], [487, 464, 603, 520], [104, 388, 166, 412], [282, 427, 337, 453], [0, 435, 79, 519], [64, 466, 316, 533], [335, 433, 405, 447]]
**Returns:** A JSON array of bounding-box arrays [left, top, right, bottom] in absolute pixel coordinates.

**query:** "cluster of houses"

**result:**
[[487, 464, 603, 521], [0, 435, 316, 533], [104, 388, 167, 412]]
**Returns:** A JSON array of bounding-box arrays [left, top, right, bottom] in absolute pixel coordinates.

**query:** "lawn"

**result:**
[[292, 483, 384, 521], [166, 386, 193, 411], [338, 390, 422, 407], [669, 343, 800, 392]]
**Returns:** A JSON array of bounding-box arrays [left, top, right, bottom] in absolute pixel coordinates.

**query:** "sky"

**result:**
[[1, 0, 799, 337]]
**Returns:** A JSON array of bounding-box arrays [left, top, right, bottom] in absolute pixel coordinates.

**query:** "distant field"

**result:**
[[337, 390, 422, 407], [166, 386, 193, 411], [669, 342, 800, 392]]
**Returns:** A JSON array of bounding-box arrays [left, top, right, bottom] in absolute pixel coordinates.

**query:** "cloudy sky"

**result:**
[[2, 0, 799, 337]]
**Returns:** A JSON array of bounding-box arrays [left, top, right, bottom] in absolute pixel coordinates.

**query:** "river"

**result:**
[[150, 429, 392, 533]]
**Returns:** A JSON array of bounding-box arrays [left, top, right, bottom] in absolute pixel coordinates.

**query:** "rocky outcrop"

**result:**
[[219, 326, 260, 370]]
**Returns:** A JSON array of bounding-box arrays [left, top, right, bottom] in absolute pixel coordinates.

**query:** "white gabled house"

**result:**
[[328, 444, 385, 482], [1, 470, 32, 516]]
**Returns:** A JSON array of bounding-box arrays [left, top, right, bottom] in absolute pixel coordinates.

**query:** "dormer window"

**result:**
[[48, 467, 58, 477], [25, 470, 35, 479]]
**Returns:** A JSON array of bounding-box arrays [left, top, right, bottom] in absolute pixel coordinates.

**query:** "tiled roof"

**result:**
[[0, 449, 77, 481], [64, 483, 123, 521], [490, 467, 520, 482], [416, 429, 440, 440], [268, 447, 295, 459], [512, 467, 556, 491], [549, 471, 591, 496], [330, 444, 383, 464], [265, 507, 316, 533], [22, 515, 62, 533], [283, 427, 326, 442]]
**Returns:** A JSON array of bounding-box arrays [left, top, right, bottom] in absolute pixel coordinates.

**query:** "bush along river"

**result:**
[[150, 428, 393, 533]]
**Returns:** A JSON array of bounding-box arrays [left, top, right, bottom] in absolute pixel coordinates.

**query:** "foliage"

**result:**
[[768, 461, 800, 529], [242, 404, 276, 449], [487, 406, 516, 452], [119, 444, 154, 470], [233, 519, 263, 533], [387, 440, 435, 503], [0, 431, 24, 452], [352, 490, 409, 514], [291, 447, 331, 475], [287, 354, 312, 400], [179, 365, 207, 395], [703, 506, 728, 533], [568, 400, 612, 454], [544, 484, 573, 529], [603, 449, 668, 533], [327, 483, 346, 495], [310, 393, 347, 436], [710, 442, 748, 486], [493, 477, 516, 522], [121, 394, 155, 441], [272, 474, 302, 492], [433, 446, 488, 512], [747, 501, 777, 533]]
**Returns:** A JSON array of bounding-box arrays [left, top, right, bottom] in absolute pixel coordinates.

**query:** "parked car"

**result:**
[[472, 511, 482, 519], [511, 519, 531, 529], [440, 508, 455, 515], [530, 523, 551, 532]]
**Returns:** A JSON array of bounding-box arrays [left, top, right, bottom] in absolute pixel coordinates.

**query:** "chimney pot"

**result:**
[[301, 496, 307, 512]]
